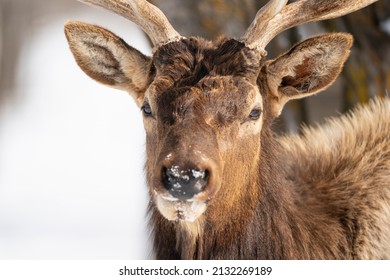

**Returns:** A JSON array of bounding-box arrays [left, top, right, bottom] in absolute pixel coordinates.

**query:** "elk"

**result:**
[[64, 0, 390, 259]]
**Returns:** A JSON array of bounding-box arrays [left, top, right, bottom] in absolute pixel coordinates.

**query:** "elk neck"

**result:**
[[150, 124, 350, 259]]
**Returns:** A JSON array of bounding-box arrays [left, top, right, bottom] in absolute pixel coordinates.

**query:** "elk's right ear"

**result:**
[[64, 21, 152, 106]]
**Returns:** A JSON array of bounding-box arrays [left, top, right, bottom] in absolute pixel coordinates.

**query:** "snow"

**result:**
[[192, 169, 205, 179]]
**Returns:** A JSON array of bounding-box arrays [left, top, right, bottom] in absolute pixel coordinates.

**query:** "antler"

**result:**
[[242, 0, 379, 52], [79, 0, 182, 48]]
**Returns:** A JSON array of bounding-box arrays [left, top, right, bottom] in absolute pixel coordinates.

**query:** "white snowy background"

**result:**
[[0, 0, 389, 260], [0, 0, 151, 259]]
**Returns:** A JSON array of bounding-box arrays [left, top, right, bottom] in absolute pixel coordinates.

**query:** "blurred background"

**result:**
[[0, 0, 389, 259]]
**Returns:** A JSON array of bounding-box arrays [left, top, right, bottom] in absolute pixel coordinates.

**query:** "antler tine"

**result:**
[[241, 0, 288, 53], [243, 0, 379, 53], [79, 0, 182, 49]]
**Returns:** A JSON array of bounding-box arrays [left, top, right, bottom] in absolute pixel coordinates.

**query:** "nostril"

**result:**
[[193, 169, 209, 192], [204, 169, 210, 181], [162, 167, 174, 190]]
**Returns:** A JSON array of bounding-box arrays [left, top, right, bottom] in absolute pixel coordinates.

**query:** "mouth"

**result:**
[[154, 191, 207, 222]]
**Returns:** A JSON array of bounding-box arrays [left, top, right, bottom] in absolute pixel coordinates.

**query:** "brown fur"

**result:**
[[65, 12, 389, 260], [149, 98, 390, 259], [279, 99, 390, 259]]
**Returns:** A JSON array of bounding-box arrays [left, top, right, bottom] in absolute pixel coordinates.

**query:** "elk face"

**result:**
[[142, 38, 265, 222]]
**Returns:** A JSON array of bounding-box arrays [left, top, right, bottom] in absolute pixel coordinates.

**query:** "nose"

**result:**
[[162, 165, 209, 200]]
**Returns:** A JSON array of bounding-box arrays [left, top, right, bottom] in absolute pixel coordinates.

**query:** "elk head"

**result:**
[[65, 0, 377, 223]]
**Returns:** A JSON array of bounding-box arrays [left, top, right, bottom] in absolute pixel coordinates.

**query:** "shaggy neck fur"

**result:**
[[149, 124, 349, 259]]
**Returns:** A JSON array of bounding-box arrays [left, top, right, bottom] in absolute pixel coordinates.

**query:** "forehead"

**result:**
[[146, 37, 263, 119]]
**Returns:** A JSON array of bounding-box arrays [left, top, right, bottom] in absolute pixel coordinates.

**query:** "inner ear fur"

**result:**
[[263, 33, 353, 116], [64, 21, 152, 106]]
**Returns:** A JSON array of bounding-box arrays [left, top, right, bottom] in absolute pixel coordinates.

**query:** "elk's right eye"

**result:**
[[141, 103, 152, 117]]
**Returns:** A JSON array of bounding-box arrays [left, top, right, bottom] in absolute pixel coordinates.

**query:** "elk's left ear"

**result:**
[[263, 33, 353, 116]]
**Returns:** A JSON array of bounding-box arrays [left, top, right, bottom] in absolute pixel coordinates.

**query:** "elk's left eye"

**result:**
[[249, 109, 262, 120]]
